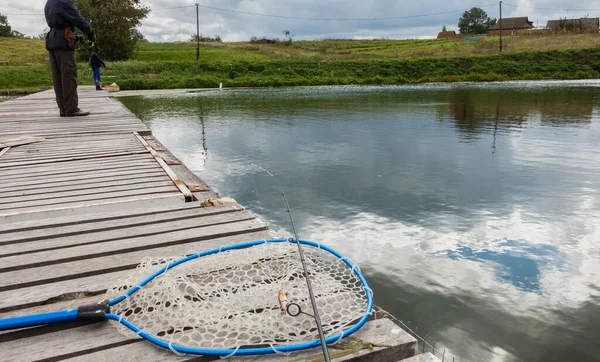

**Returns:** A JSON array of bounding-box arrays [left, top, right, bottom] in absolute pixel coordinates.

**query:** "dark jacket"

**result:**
[[44, 0, 92, 51], [89, 52, 105, 68]]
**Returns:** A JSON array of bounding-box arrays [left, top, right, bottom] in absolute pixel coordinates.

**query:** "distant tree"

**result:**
[[0, 13, 12, 37], [442, 25, 447, 32], [282, 29, 293, 44], [74, 0, 150, 60], [458, 7, 496, 34], [189, 34, 222, 42]]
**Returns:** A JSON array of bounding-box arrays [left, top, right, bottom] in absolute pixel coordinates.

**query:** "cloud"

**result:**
[[2, 0, 599, 41]]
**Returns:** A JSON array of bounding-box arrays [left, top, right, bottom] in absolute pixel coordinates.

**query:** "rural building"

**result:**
[[437, 30, 460, 39], [488, 17, 534, 36], [546, 18, 600, 33]]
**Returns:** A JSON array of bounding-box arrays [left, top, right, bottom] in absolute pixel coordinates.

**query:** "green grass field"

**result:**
[[1, 34, 599, 92]]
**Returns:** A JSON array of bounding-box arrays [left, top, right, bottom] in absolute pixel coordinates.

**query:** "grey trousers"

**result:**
[[48, 50, 79, 115]]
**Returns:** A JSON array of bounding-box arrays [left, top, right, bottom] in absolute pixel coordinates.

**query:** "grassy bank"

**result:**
[[1, 35, 599, 92]]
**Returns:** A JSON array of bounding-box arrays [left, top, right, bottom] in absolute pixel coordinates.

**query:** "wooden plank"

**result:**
[[0, 224, 269, 312], [0, 121, 143, 128], [0, 161, 160, 180], [0, 317, 412, 362], [0, 199, 226, 232], [0, 122, 146, 130], [0, 180, 178, 204], [0, 194, 185, 223], [0, 137, 45, 148], [0, 174, 171, 197], [0, 148, 148, 163], [0, 128, 151, 138], [0, 169, 167, 190], [0, 213, 260, 266], [0, 146, 9, 158], [3, 139, 142, 152], [2, 145, 144, 157], [0, 186, 180, 211], [0, 155, 157, 176], [134, 132, 193, 202], [0, 148, 149, 164], [0, 220, 267, 291], [3, 138, 141, 150], [0, 204, 241, 245]]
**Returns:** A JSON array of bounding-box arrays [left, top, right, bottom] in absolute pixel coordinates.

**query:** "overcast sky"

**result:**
[[2, 0, 598, 41]]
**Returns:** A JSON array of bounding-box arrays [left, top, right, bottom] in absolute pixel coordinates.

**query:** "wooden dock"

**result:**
[[0, 87, 422, 361]]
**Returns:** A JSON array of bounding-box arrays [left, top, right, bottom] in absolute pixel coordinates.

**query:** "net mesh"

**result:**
[[106, 242, 369, 349]]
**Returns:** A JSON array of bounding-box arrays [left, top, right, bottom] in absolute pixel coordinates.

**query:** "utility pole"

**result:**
[[196, 3, 200, 62], [499, 1, 503, 52]]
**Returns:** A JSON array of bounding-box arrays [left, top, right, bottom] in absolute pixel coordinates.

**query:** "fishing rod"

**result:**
[[249, 163, 331, 362]]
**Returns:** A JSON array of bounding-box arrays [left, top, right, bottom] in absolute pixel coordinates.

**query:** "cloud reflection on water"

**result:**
[[120, 81, 600, 362]]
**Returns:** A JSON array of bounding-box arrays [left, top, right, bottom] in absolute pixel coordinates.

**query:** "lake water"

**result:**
[[119, 81, 600, 362]]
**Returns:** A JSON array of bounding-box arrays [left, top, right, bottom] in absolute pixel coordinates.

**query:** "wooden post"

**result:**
[[196, 3, 200, 61], [499, 1, 503, 52]]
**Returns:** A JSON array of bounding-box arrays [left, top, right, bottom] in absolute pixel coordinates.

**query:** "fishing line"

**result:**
[[249, 162, 332, 362], [250, 170, 265, 218]]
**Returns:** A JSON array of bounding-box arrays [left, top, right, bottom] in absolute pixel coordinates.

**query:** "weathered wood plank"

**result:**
[[0, 174, 172, 198], [0, 148, 149, 163], [3, 139, 142, 152], [0, 150, 152, 168], [0, 197, 210, 232], [0, 180, 178, 204], [0, 156, 157, 177], [134, 132, 193, 202], [0, 129, 151, 138], [0, 137, 45, 148], [0, 186, 180, 211], [0, 194, 185, 223], [0, 162, 160, 181], [1, 140, 143, 152], [0, 168, 165, 188], [0, 204, 241, 246], [0, 215, 262, 268], [0, 148, 148, 163], [0, 221, 268, 291], [0, 317, 413, 362], [0, 226, 269, 312]]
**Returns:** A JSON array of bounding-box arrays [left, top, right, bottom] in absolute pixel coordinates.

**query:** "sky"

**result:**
[[2, 0, 599, 42]]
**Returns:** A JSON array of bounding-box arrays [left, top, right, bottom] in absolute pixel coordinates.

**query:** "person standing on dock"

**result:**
[[44, 0, 95, 117], [89, 46, 106, 91]]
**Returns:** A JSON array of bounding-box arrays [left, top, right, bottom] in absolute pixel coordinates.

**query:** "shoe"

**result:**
[[60, 112, 65, 117], [96, 86, 104, 91], [67, 109, 91, 117]]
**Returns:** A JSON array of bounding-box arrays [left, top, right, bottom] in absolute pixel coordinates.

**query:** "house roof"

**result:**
[[547, 18, 600, 29], [489, 17, 534, 30], [437, 31, 458, 39]]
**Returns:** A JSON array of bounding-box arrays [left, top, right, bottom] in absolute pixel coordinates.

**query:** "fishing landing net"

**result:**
[[105, 239, 373, 356]]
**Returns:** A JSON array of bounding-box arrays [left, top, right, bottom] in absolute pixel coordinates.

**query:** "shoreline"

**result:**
[[2, 47, 599, 94], [3, 78, 599, 99]]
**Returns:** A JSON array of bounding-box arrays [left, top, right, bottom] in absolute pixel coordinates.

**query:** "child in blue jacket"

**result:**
[[88, 46, 106, 90]]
